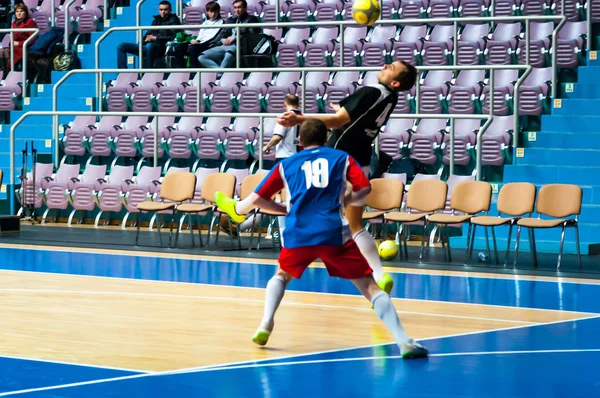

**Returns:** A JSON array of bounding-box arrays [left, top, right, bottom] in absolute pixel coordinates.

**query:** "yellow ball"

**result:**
[[351, 0, 381, 26], [378, 240, 398, 261]]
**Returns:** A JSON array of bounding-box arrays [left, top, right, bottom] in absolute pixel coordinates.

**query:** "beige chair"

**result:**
[[175, 172, 236, 248], [466, 182, 536, 266], [427, 181, 492, 263], [383, 179, 448, 260], [135, 172, 196, 247], [251, 187, 287, 251], [362, 179, 405, 238], [514, 184, 582, 270]]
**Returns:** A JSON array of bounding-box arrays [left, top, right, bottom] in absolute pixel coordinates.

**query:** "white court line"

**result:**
[[1, 268, 596, 316], [1, 243, 599, 286], [2, 315, 598, 397], [0, 353, 147, 374], [0, 288, 535, 324]]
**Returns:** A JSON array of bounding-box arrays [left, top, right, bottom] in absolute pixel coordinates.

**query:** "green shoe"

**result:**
[[214, 191, 246, 224], [252, 329, 271, 346], [400, 339, 429, 359], [377, 273, 394, 295]]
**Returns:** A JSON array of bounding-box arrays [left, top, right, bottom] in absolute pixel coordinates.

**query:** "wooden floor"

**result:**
[[0, 269, 589, 372]]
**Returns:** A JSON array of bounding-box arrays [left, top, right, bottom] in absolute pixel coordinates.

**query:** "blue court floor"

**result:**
[[1, 246, 600, 397]]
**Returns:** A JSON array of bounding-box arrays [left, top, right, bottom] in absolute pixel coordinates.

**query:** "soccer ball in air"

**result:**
[[378, 240, 399, 261], [351, 0, 381, 26]]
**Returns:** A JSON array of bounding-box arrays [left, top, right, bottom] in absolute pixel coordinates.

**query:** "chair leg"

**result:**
[[135, 211, 142, 246], [419, 220, 428, 261], [174, 213, 183, 249], [491, 226, 499, 265], [188, 214, 195, 248], [168, 209, 176, 248], [464, 223, 473, 265], [469, 224, 477, 263], [248, 211, 258, 251], [402, 224, 408, 260], [215, 213, 222, 245], [196, 214, 204, 248], [157, 214, 163, 246], [504, 223, 514, 267], [575, 224, 582, 270], [484, 226, 491, 260], [446, 225, 452, 263], [530, 228, 539, 268], [557, 224, 567, 270], [513, 225, 522, 268], [257, 216, 265, 250], [206, 210, 215, 247]]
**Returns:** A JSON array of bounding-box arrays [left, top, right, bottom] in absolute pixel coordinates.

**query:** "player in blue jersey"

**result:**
[[214, 120, 428, 359]]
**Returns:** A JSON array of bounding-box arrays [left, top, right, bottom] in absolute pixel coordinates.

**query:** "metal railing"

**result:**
[[0, 27, 39, 93], [94, 15, 565, 75], [9, 110, 492, 215], [63, 0, 76, 49]]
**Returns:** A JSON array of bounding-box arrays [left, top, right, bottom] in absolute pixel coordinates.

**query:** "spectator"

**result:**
[[171, 1, 224, 68], [116, 1, 180, 69], [197, 0, 260, 71], [0, 3, 37, 76]]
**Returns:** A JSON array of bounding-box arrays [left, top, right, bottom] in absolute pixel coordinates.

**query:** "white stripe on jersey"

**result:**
[[333, 84, 393, 152]]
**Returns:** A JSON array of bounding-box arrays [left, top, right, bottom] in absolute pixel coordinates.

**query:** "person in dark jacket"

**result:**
[[0, 3, 37, 74], [116, 0, 180, 68], [197, 0, 260, 71]]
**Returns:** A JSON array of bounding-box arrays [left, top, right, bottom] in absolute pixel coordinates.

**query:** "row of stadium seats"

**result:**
[[20, 0, 104, 35]]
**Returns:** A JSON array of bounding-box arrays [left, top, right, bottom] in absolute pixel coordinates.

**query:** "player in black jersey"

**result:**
[[277, 61, 418, 296]]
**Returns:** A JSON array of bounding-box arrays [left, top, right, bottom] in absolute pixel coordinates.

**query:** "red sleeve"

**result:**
[[255, 164, 285, 200], [346, 156, 370, 192]]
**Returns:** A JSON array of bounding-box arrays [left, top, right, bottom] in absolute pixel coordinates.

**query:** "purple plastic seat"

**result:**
[[555, 21, 587, 68], [422, 25, 455, 66], [285, 0, 315, 21], [303, 27, 339, 67], [591, 0, 600, 22], [41, 163, 81, 223], [442, 119, 479, 166], [16, 162, 54, 214], [176, 116, 203, 140], [88, 116, 122, 158], [156, 73, 190, 112], [277, 28, 311, 67], [189, 167, 220, 205], [330, 26, 367, 67], [379, 119, 414, 160], [550, 0, 584, 21], [262, 28, 283, 41], [225, 167, 249, 198], [249, 119, 278, 172], [74, 0, 104, 34], [163, 129, 193, 162], [192, 117, 230, 167], [409, 119, 447, 165], [398, 0, 428, 18], [485, 22, 520, 65], [456, 24, 489, 65], [231, 117, 260, 141], [180, 72, 216, 113], [359, 26, 397, 66], [447, 70, 485, 114], [457, 0, 489, 17], [520, 0, 546, 15], [320, 71, 360, 113], [390, 25, 427, 66], [518, 67, 552, 116], [67, 165, 108, 225], [481, 69, 518, 115], [61, 115, 97, 157], [301, 71, 331, 113], [109, 116, 147, 161], [517, 21, 552, 67], [0, 71, 23, 111], [183, 0, 210, 25], [262, 71, 301, 113], [120, 166, 162, 228], [260, 0, 288, 22], [417, 70, 453, 114], [31, 0, 60, 34], [314, 0, 343, 21], [55, 0, 82, 31], [236, 72, 273, 113], [130, 73, 164, 112], [93, 165, 136, 227], [207, 72, 244, 113], [493, 0, 519, 16], [427, 0, 457, 19], [138, 117, 176, 167], [223, 131, 250, 163], [481, 115, 513, 166], [106, 73, 139, 112]]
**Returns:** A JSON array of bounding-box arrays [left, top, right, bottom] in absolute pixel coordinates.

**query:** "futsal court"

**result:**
[[0, 243, 598, 397]]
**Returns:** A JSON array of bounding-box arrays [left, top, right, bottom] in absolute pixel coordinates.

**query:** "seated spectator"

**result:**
[[116, 1, 180, 69], [171, 1, 224, 68], [197, 0, 260, 71], [0, 3, 37, 76]]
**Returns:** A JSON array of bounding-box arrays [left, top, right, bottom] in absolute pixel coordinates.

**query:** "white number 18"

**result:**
[[301, 159, 329, 189]]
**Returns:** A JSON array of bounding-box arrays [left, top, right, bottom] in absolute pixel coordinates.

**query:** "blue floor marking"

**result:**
[[1, 247, 600, 313]]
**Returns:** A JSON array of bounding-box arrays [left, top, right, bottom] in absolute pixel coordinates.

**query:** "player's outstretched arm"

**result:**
[[250, 193, 287, 214], [277, 106, 351, 130]]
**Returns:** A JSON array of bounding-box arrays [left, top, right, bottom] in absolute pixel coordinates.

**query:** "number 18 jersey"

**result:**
[[254, 146, 370, 248]]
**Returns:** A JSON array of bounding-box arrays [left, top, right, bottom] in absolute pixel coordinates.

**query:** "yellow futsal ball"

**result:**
[[351, 0, 381, 26], [378, 240, 398, 261]]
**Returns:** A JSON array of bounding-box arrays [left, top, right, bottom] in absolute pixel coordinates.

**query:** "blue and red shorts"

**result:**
[[278, 240, 372, 280]]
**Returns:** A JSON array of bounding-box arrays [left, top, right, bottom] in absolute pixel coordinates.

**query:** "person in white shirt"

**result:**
[[262, 94, 302, 239], [172, 1, 224, 68]]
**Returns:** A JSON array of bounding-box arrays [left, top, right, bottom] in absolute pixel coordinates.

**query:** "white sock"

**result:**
[[353, 229, 384, 281], [260, 276, 287, 331], [372, 291, 409, 346], [235, 195, 255, 215]]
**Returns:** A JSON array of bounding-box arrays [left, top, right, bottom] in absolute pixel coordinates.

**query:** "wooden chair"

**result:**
[[466, 182, 536, 266], [135, 172, 196, 247], [175, 172, 237, 248], [383, 179, 448, 260], [514, 184, 583, 270], [250, 186, 287, 251], [427, 181, 492, 263], [362, 178, 405, 227]]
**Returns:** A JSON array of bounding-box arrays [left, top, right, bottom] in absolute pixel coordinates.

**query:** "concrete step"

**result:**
[[518, 147, 600, 167], [541, 115, 600, 132], [524, 131, 600, 149], [552, 98, 600, 115]]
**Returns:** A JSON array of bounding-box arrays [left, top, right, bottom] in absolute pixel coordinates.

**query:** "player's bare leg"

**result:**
[[347, 204, 394, 295], [351, 274, 428, 359], [252, 267, 292, 346]]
